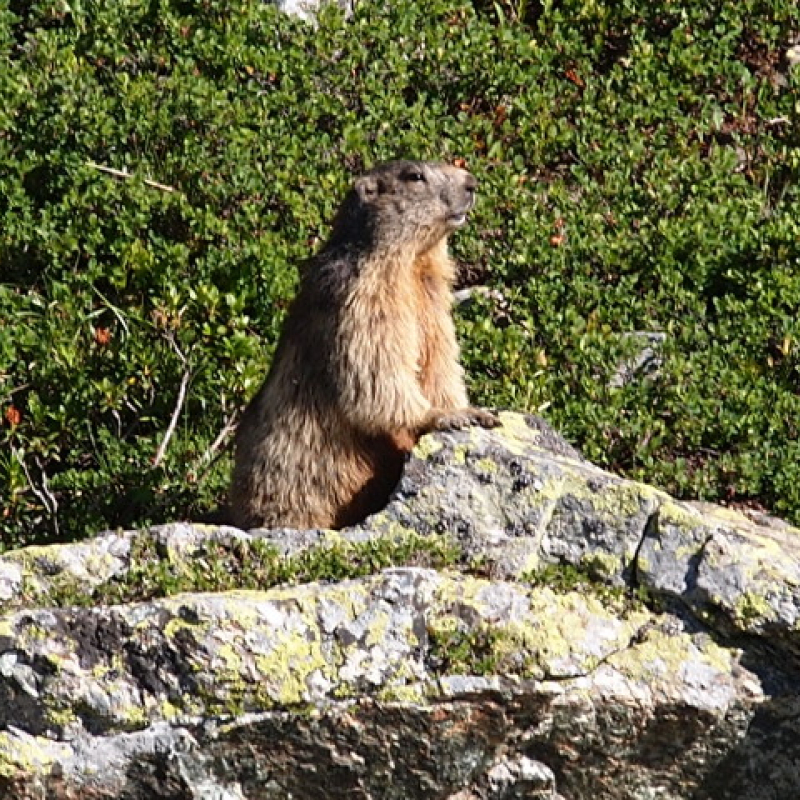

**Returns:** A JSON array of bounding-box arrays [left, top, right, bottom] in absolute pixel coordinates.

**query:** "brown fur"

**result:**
[[230, 160, 498, 530]]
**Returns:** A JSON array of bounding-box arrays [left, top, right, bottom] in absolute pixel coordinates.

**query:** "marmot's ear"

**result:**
[[355, 175, 379, 202]]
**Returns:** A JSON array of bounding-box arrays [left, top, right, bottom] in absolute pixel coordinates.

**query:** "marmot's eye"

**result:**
[[403, 169, 426, 182]]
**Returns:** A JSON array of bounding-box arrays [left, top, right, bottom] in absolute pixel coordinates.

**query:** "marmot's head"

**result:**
[[330, 160, 477, 255]]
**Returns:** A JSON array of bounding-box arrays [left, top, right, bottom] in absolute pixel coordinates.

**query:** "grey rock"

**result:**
[[269, 0, 354, 22], [1, 412, 799, 799], [609, 331, 667, 388]]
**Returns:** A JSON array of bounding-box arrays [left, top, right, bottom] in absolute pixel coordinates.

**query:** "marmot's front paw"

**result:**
[[423, 407, 500, 433], [467, 408, 500, 429]]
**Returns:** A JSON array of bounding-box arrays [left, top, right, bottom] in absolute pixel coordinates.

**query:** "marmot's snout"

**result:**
[[445, 170, 477, 228]]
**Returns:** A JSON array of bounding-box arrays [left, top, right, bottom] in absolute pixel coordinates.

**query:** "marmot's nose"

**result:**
[[463, 173, 477, 193]]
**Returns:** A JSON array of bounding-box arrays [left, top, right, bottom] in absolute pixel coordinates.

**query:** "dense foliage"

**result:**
[[2, 0, 799, 546]]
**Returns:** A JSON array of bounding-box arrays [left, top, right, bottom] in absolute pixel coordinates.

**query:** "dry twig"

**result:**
[[86, 160, 176, 193], [14, 448, 59, 537], [153, 337, 191, 467], [188, 411, 239, 485]]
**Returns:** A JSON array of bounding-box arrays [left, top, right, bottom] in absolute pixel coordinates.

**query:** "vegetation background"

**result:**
[[1, 0, 799, 548]]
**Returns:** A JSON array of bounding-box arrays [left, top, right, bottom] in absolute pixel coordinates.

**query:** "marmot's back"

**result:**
[[230, 160, 496, 531]]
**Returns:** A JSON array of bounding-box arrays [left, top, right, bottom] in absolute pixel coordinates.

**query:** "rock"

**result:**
[[1, 412, 799, 799], [269, 0, 353, 22], [609, 331, 666, 388]]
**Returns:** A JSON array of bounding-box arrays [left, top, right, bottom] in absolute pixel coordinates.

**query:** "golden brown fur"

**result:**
[[230, 160, 497, 530]]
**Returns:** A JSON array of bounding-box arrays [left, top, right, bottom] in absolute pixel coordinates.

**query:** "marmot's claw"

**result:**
[[472, 409, 500, 429], [433, 412, 469, 431]]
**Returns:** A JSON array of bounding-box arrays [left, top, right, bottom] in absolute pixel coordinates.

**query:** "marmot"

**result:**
[[230, 160, 498, 530]]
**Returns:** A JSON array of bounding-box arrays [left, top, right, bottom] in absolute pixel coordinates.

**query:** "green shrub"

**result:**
[[1, 0, 799, 547]]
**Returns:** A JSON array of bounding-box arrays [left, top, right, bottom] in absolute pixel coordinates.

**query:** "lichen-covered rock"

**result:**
[[1, 412, 799, 799]]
